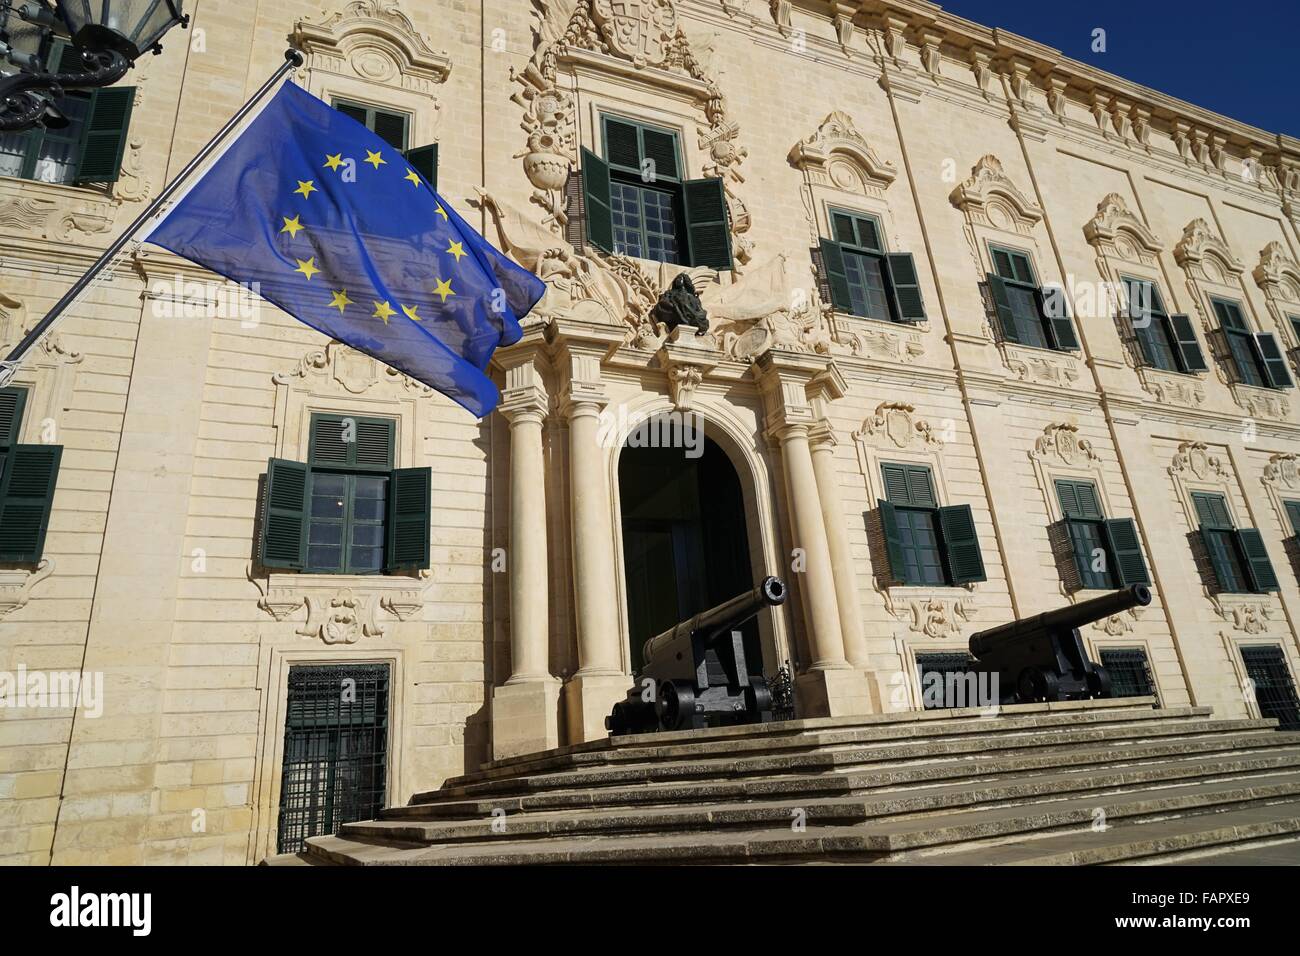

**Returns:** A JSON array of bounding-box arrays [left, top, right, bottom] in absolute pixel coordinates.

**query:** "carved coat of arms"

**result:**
[[591, 0, 678, 67]]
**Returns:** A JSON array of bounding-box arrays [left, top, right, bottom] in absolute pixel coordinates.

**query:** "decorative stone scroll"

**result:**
[[949, 155, 1043, 235]]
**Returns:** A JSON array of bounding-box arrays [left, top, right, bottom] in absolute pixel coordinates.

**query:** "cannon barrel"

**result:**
[[641, 576, 787, 667], [969, 584, 1151, 658]]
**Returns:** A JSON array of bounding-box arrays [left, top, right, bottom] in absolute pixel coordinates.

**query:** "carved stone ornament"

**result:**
[[907, 597, 975, 640], [1232, 384, 1290, 421], [589, 0, 678, 67], [293, 0, 452, 94], [248, 564, 429, 644], [1210, 595, 1274, 634], [1138, 367, 1206, 408], [789, 111, 898, 196], [1082, 193, 1162, 263], [1091, 607, 1141, 636], [1253, 241, 1300, 301], [949, 155, 1044, 234], [274, 340, 433, 396], [1031, 423, 1099, 465], [1005, 348, 1080, 388], [1264, 453, 1300, 490], [1173, 218, 1244, 283], [1170, 440, 1227, 481], [855, 402, 941, 450], [0, 560, 54, 619]]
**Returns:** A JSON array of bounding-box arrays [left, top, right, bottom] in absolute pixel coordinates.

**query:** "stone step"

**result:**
[[346, 750, 1300, 845], [304, 772, 1300, 865]]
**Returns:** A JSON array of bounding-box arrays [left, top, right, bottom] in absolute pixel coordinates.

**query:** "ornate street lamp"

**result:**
[[0, 1, 187, 131]]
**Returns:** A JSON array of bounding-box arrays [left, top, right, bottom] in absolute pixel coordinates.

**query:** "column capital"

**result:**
[[497, 354, 550, 425], [755, 349, 846, 433], [809, 418, 838, 450], [549, 321, 622, 417]]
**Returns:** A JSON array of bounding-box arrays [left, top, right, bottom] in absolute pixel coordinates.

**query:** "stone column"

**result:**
[[809, 421, 868, 668], [552, 324, 630, 743], [490, 353, 560, 760]]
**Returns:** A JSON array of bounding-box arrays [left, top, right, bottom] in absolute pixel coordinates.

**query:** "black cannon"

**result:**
[[969, 584, 1153, 704], [606, 576, 787, 736]]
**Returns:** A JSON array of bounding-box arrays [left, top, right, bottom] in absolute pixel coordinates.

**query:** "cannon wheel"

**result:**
[[1087, 665, 1113, 699], [1017, 667, 1059, 703], [655, 681, 696, 731]]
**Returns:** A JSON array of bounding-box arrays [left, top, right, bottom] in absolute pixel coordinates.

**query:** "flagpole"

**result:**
[[0, 48, 306, 387]]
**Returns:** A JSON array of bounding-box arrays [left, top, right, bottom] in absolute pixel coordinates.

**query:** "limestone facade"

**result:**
[[1, 0, 1299, 864]]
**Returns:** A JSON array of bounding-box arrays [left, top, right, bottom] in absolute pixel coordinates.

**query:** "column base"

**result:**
[[491, 677, 562, 761], [562, 672, 632, 745], [795, 666, 881, 719]]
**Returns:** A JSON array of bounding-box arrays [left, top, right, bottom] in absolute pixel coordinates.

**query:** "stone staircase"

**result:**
[[273, 697, 1300, 865]]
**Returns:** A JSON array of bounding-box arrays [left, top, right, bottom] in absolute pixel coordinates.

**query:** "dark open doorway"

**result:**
[[619, 434, 759, 674]]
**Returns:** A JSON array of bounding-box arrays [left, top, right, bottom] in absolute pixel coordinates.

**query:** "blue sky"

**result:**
[[938, 1, 1298, 137]]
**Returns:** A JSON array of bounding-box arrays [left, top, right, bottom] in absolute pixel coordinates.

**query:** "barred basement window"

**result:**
[[985, 244, 1077, 351], [814, 208, 927, 324], [1191, 491, 1279, 594], [1241, 645, 1300, 731], [916, 652, 974, 710], [575, 115, 732, 270], [332, 97, 438, 192], [876, 463, 986, 587], [1120, 276, 1206, 374], [1099, 647, 1155, 700], [1211, 296, 1292, 390], [0, 385, 62, 565], [258, 414, 431, 575], [1053, 479, 1150, 590], [276, 663, 390, 854]]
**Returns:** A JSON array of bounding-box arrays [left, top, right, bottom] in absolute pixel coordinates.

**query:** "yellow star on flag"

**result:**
[[435, 204, 449, 221], [372, 300, 397, 323], [294, 257, 320, 281], [446, 240, 466, 263], [294, 180, 316, 199], [401, 304, 422, 322], [364, 150, 386, 170], [323, 153, 345, 172], [328, 290, 353, 313], [432, 278, 454, 302], [404, 169, 422, 187], [280, 215, 304, 238]]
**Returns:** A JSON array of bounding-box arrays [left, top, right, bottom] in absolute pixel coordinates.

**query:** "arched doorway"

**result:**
[[618, 434, 760, 674]]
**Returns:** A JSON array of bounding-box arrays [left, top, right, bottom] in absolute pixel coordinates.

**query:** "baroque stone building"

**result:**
[[2, 0, 1300, 865]]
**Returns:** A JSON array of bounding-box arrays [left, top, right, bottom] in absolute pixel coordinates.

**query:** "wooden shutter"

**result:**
[[1103, 518, 1151, 586], [640, 127, 680, 182], [986, 273, 1021, 343], [372, 110, 408, 150], [404, 144, 438, 193], [1236, 529, 1280, 592], [831, 211, 857, 245], [603, 117, 641, 173], [310, 415, 394, 471], [0, 444, 61, 563], [1167, 314, 1208, 372], [682, 176, 733, 270], [1254, 333, 1294, 389], [579, 147, 614, 254], [939, 504, 987, 584], [1284, 499, 1300, 537], [259, 458, 308, 570], [73, 86, 134, 184], [1039, 285, 1079, 350], [877, 499, 906, 584], [1200, 527, 1236, 592], [885, 253, 926, 322], [335, 101, 368, 125], [385, 467, 432, 571], [1056, 479, 1101, 520], [1193, 492, 1232, 529], [881, 463, 912, 504], [0, 387, 27, 447], [818, 240, 853, 313]]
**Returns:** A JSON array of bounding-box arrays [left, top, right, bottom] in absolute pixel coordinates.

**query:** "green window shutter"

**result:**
[[579, 147, 614, 254], [1167, 314, 1208, 372], [831, 212, 856, 245], [986, 273, 1021, 343], [0, 387, 27, 446], [1055, 479, 1102, 520], [0, 444, 61, 563], [1193, 492, 1232, 529], [881, 463, 910, 504], [355, 419, 396, 470], [372, 110, 408, 150], [260, 458, 309, 570], [404, 143, 438, 193], [1103, 518, 1151, 586], [386, 467, 432, 571], [640, 127, 680, 182], [682, 176, 732, 270], [905, 465, 936, 508], [877, 499, 906, 584], [1284, 500, 1300, 537], [1039, 285, 1079, 350], [1235, 528, 1280, 592], [885, 253, 926, 322], [309, 414, 395, 471], [1200, 527, 1236, 591], [1131, 316, 1160, 367], [603, 117, 641, 173], [939, 503, 987, 584], [73, 85, 135, 185], [1254, 333, 1294, 389], [309, 416, 350, 467], [818, 239, 853, 313], [1055, 480, 1081, 519], [335, 101, 368, 125]]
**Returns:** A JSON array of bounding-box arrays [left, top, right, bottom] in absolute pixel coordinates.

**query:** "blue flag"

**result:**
[[148, 82, 544, 417]]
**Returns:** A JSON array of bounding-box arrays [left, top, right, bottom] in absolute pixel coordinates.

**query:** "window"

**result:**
[[577, 116, 733, 269], [1191, 491, 1278, 594], [1054, 479, 1150, 590], [276, 663, 390, 853], [816, 208, 927, 323], [0, 386, 62, 564], [985, 245, 1078, 351], [876, 463, 986, 587], [1120, 276, 1207, 374], [1099, 647, 1156, 700], [1284, 500, 1300, 539], [1211, 297, 1292, 389], [258, 414, 431, 574], [332, 98, 438, 191], [0, 41, 134, 186], [915, 652, 974, 710], [1241, 645, 1300, 731]]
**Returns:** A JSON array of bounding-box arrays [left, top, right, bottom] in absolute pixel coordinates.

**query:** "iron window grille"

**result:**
[[916, 652, 974, 710], [1099, 647, 1157, 702], [1241, 645, 1300, 731]]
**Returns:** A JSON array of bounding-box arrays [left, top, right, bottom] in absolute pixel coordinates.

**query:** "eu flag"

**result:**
[[147, 82, 544, 417]]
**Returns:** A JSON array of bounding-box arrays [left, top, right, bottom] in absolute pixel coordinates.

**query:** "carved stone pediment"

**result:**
[[274, 340, 433, 396], [854, 402, 942, 450], [1083, 193, 1162, 263], [1264, 453, 1300, 490], [1170, 440, 1227, 480], [1030, 423, 1099, 465], [294, 0, 452, 92], [950, 155, 1043, 233], [1253, 241, 1300, 301], [1173, 218, 1244, 283], [588, 0, 678, 67], [789, 111, 897, 196]]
